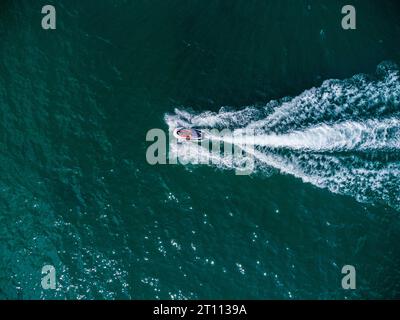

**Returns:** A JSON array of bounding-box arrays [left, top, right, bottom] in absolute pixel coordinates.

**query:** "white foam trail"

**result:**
[[242, 148, 400, 208], [225, 118, 400, 151], [164, 61, 400, 209]]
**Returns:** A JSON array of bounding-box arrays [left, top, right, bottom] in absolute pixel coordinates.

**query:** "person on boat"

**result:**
[[177, 129, 192, 140]]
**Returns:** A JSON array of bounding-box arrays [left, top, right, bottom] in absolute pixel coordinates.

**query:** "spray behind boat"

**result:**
[[165, 62, 400, 209]]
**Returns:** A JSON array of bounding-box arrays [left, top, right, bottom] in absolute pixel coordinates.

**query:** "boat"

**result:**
[[173, 128, 205, 142]]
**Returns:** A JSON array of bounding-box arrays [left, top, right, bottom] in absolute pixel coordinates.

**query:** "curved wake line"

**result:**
[[164, 61, 400, 209], [225, 118, 400, 152], [242, 147, 400, 208]]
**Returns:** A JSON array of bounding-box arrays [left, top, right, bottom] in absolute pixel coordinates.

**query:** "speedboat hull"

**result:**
[[173, 128, 205, 142]]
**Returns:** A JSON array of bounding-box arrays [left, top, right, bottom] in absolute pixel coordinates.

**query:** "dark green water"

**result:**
[[1, 0, 400, 299]]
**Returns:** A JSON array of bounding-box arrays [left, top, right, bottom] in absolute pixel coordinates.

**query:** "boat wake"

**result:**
[[165, 61, 400, 209]]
